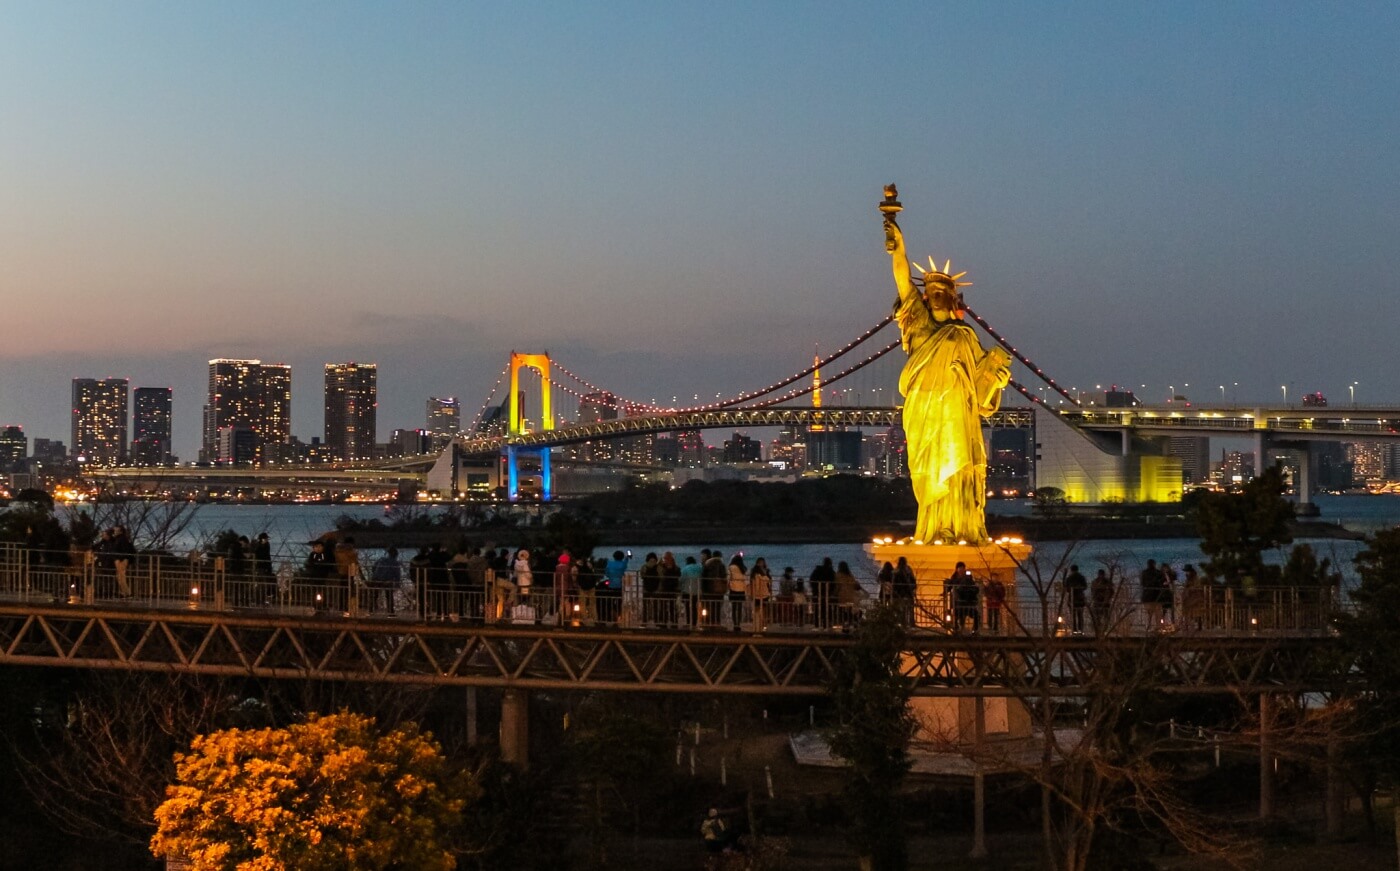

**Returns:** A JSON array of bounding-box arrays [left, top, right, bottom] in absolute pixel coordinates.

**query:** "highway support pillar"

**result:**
[[1259, 693, 1274, 821], [501, 689, 530, 769], [969, 696, 988, 859]]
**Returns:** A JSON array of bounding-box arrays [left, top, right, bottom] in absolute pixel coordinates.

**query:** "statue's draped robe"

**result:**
[[896, 292, 1002, 544]]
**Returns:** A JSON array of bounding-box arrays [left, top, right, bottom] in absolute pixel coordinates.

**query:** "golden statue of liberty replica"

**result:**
[[880, 184, 1012, 545]]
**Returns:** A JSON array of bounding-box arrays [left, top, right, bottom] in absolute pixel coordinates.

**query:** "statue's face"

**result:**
[[923, 277, 964, 317]]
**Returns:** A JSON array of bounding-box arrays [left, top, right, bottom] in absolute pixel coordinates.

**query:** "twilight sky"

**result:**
[[2, 2, 1398, 459]]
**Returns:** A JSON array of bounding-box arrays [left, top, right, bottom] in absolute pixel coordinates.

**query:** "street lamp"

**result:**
[[1281, 385, 1288, 406], [1350, 381, 1358, 406], [1219, 385, 1226, 402]]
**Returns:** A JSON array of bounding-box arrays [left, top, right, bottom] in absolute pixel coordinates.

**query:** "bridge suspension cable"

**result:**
[[469, 362, 512, 433], [963, 305, 1080, 407], [549, 359, 663, 413], [752, 338, 901, 407], [542, 315, 897, 416], [672, 316, 895, 412]]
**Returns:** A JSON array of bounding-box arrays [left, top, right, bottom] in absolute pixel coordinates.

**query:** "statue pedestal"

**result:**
[[864, 539, 1035, 746], [864, 539, 1031, 609]]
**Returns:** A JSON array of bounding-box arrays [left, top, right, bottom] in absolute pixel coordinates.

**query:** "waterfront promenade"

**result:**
[[0, 544, 1339, 640]]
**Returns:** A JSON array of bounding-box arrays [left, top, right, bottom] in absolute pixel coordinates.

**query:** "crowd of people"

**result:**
[[40, 532, 1306, 636], [275, 542, 885, 630]]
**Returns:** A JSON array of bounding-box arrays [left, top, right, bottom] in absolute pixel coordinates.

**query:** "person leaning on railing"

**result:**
[[680, 556, 702, 628], [984, 574, 1007, 633], [370, 547, 402, 616], [659, 552, 682, 628], [750, 557, 772, 632], [834, 561, 861, 629]]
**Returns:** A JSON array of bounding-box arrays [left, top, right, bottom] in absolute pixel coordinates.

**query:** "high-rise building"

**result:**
[[131, 387, 173, 466], [426, 396, 460, 446], [1166, 436, 1211, 485], [577, 391, 619, 462], [806, 430, 863, 471], [653, 434, 680, 466], [722, 432, 763, 464], [71, 377, 129, 465], [988, 428, 1032, 494], [324, 362, 378, 461], [768, 426, 807, 471], [0, 426, 26, 472], [1348, 442, 1387, 482], [390, 428, 432, 457], [31, 439, 67, 466], [204, 360, 292, 464], [218, 426, 259, 466], [1214, 450, 1256, 486], [1311, 442, 1351, 491], [676, 430, 706, 467]]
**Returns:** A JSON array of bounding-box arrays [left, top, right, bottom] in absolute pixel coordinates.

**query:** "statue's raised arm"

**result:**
[[881, 184, 917, 304]]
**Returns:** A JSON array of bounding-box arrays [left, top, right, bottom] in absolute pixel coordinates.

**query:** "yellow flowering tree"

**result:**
[[150, 712, 473, 871]]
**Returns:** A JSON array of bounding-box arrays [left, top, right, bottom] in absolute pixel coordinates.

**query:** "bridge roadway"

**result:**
[[0, 599, 1338, 697], [1062, 404, 1400, 440], [84, 403, 1400, 488]]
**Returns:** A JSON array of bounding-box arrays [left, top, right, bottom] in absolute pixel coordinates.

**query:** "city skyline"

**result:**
[[3, 3, 1398, 460]]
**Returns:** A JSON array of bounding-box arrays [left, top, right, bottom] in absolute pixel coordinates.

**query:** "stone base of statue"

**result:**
[[865, 539, 1035, 746], [865, 539, 1031, 618]]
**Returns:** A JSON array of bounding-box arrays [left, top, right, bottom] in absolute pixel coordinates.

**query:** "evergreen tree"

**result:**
[[826, 604, 916, 871]]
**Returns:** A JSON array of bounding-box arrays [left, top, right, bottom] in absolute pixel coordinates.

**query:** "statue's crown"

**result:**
[[912, 257, 972, 290]]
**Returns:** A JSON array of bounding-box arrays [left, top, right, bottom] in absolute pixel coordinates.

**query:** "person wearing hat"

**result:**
[[513, 549, 533, 608], [553, 552, 574, 620]]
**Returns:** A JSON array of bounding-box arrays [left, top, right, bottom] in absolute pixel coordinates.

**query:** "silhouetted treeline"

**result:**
[[570, 476, 917, 528]]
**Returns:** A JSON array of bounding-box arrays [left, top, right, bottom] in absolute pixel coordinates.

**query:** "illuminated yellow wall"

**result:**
[[1031, 407, 1185, 503], [1137, 455, 1183, 502]]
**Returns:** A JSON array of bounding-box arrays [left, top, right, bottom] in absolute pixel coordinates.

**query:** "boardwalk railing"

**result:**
[[0, 545, 1342, 638]]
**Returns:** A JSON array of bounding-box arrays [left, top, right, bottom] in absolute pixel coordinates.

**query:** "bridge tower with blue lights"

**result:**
[[507, 351, 553, 501]]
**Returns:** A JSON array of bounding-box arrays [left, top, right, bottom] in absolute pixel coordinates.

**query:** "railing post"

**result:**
[[210, 556, 225, 611], [84, 552, 95, 605]]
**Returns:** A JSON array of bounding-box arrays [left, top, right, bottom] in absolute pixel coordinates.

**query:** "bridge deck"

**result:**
[[0, 547, 1343, 694]]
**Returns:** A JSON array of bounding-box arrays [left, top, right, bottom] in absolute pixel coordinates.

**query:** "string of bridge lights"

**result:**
[[545, 315, 897, 416], [540, 332, 901, 421], [962, 305, 1080, 407], [547, 360, 664, 413], [751, 339, 901, 408], [468, 363, 512, 433], [548, 378, 657, 414], [1006, 378, 1053, 409], [671, 316, 896, 413], [482, 305, 1071, 429]]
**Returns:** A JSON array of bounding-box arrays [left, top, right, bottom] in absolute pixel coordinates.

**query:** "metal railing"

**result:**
[[0, 545, 1341, 638]]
